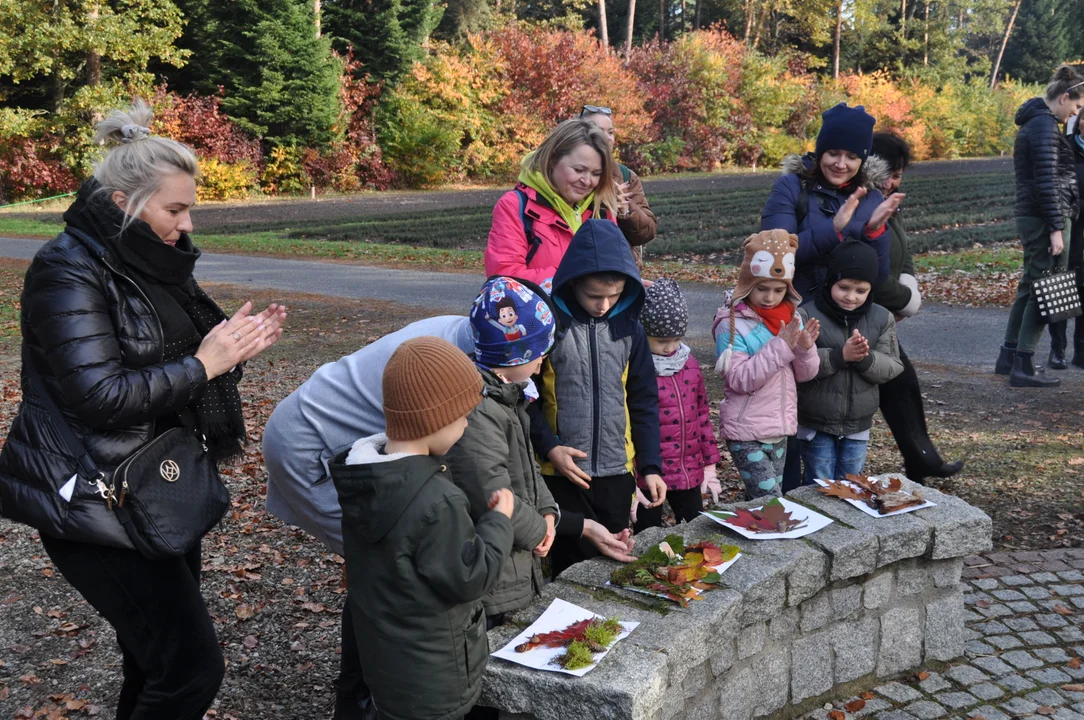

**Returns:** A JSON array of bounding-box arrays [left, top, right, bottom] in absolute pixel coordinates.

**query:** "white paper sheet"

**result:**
[[606, 552, 742, 602], [491, 598, 639, 677], [58, 474, 77, 502], [811, 478, 936, 517], [700, 497, 833, 540]]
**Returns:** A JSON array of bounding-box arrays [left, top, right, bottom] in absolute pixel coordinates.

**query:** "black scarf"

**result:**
[[64, 180, 247, 461], [814, 239, 879, 331]]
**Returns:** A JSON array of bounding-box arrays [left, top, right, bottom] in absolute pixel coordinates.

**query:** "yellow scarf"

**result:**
[[518, 155, 596, 233]]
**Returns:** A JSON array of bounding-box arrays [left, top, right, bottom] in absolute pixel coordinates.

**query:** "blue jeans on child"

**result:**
[[800, 432, 868, 485]]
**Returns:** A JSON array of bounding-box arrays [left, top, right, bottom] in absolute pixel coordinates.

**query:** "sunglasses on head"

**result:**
[[580, 105, 612, 117]]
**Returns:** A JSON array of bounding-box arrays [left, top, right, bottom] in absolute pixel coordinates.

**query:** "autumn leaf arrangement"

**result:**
[[609, 534, 739, 607], [706, 498, 805, 534], [818, 474, 926, 515], [514, 617, 624, 670]]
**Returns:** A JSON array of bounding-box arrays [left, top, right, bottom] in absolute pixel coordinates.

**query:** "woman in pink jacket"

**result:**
[[484, 119, 620, 291], [713, 230, 821, 500]]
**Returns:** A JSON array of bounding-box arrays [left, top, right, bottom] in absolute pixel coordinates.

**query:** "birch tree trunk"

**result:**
[[599, 0, 610, 48], [659, 0, 667, 40], [900, 0, 907, 38], [990, 0, 1023, 88], [922, 0, 929, 65], [625, 0, 637, 56], [832, 0, 844, 78], [87, 1, 101, 86], [314, 0, 321, 37]]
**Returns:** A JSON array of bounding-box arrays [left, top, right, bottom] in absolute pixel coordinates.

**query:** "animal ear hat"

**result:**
[[731, 229, 802, 306]]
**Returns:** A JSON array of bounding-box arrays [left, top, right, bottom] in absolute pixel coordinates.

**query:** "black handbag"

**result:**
[[1034, 254, 1083, 324], [24, 354, 230, 560]]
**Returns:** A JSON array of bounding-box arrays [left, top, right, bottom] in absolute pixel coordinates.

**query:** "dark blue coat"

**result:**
[[761, 154, 891, 299]]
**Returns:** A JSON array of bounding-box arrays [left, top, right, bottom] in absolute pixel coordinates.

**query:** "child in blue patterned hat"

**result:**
[[442, 276, 560, 629]]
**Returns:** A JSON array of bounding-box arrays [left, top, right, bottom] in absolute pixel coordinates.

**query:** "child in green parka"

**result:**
[[330, 336, 515, 720]]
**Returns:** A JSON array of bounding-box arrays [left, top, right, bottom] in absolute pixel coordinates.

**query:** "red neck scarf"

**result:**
[[750, 301, 795, 336]]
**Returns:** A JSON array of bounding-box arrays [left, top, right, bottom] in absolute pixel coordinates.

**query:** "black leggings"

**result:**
[[878, 344, 946, 478], [39, 534, 224, 720], [544, 472, 635, 577], [632, 486, 704, 532]]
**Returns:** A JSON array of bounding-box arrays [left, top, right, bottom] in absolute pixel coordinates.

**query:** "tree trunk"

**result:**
[[314, 0, 321, 37], [832, 0, 843, 78], [86, 1, 100, 87], [900, 0, 906, 38], [752, 0, 770, 48], [625, 0, 637, 56], [659, 0, 667, 40], [922, 0, 929, 65], [694, 0, 701, 29], [599, 0, 610, 48], [679, 0, 686, 34], [743, 0, 754, 43], [990, 0, 1023, 89]]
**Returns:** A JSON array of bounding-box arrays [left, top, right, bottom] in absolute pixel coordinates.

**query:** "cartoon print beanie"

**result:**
[[731, 229, 801, 305], [641, 278, 688, 338], [816, 103, 877, 162], [470, 276, 556, 367], [382, 336, 483, 441]]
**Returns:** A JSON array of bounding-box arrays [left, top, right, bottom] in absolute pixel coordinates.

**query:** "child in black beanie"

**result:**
[[797, 240, 904, 483]]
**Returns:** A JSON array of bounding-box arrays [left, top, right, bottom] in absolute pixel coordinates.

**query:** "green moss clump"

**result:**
[[610, 535, 685, 586], [555, 640, 595, 670], [583, 617, 621, 648]]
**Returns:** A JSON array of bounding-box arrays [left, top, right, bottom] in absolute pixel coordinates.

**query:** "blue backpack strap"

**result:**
[[515, 185, 544, 267]]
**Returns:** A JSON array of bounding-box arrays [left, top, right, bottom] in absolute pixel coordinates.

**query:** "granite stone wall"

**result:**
[[481, 476, 992, 720]]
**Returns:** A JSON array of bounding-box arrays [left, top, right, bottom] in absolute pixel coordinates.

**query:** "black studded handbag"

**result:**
[[25, 353, 229, 560], [1034, 256, 1083, 324]]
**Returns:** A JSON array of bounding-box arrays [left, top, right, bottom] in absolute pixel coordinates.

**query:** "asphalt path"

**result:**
[[0, 235, 1043, 370]]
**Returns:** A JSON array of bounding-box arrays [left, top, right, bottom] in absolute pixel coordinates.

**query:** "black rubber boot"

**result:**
[[1009, 351, 1061, 388], [929, 460, 965, 478], [1048, 321, 1068, 370], [994, 345, 1016, 375]]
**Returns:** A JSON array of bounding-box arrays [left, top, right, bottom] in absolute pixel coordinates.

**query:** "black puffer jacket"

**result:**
[[1014, 97, 1079, 230], [0, 230, 208, 548]]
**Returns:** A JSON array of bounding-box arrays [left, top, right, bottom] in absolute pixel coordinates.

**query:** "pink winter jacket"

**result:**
[[712, 301, 820, 442], [650, 354, 722, 492], [484, 184, 616, 289]]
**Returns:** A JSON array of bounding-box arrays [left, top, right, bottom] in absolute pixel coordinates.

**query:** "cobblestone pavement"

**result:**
[[801, 549, 1084, 720]]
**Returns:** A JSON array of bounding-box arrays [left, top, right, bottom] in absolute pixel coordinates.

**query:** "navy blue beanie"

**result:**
[[816, 103, 877, 161]]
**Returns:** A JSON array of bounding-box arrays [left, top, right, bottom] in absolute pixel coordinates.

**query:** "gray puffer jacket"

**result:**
[[798, 303, 903, 435]]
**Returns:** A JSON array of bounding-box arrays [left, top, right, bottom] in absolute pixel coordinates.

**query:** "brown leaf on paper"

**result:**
[[845, 698, 867, 712], [818, 480, 872, 502], [723, 499, 803, 534]]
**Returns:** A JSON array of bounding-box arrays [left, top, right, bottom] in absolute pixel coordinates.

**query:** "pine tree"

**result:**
[[323, 0, 443, 84], [1001, 0, 1072, 84], [166, 0, 341, 146]]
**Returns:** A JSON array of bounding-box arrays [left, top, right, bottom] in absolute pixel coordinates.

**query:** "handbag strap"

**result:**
[[21, 345, 103, 483]]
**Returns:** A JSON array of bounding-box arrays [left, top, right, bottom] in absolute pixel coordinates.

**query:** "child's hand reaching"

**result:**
[[842, 329, 870, 362], [701, 465, 721, 505], [630, 488, 650, 523], [779, 316, 801, 349], [798, 318, 820, 349], [643, 474, 667, 508], [488, 488, 516, 519]]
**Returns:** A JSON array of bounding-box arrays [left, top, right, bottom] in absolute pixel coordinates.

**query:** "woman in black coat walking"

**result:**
[[0, 101, 286, 719], [996, 65, 1084, 387], [1047, 111, 1084, 369]]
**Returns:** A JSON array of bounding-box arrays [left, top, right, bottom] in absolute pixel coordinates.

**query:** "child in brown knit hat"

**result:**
[[330, 336, 516, 720]]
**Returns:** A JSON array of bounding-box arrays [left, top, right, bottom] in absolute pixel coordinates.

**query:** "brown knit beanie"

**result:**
[[382, 336, 484, 441]]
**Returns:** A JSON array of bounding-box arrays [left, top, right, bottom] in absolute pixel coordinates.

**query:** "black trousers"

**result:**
[[632, 486, 703, 532], [39, 534, 224, 720], [878, 344, 946, 479], [544, 472, 635, 577], [781, 436, 803, 493]]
